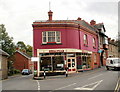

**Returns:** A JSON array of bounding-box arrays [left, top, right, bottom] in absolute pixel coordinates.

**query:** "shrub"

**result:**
[[13, 69, 20, 74]]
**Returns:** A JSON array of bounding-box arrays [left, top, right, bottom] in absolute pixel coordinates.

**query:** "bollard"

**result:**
[[65, 69, 68, 77], [43, 70, 46, 79]]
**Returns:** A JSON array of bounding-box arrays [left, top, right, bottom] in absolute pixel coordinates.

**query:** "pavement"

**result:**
[[34, 67, 105, 80], [2, 66, 120, 91]]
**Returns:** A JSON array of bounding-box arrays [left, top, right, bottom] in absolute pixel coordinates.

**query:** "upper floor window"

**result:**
[[83, 34, 88, 46], [42, 31, 61, 44], [93, 37, 96, 47]]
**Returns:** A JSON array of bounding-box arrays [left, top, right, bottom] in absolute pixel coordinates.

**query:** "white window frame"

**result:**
[[83, 34, 88, 45], [93, 37, 96, 47], [42, 31, 61, 44]]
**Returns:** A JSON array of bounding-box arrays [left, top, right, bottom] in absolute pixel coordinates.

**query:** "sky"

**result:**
[[0, 0, 119, 46]]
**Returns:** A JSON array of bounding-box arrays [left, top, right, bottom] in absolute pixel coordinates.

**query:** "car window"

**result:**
[[113, 59, 120, 64], [118, 59, 120, 63], [22, 69, 28, 72], [110, 60, 113, 64]]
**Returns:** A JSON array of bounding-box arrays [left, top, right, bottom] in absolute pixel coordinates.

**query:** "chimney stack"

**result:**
[[111, 39, 115, 42], [108, 38, 111, 41], [48, 10, 53, 21], [90, 20, 96, 25], [77, 17, 81, 21]]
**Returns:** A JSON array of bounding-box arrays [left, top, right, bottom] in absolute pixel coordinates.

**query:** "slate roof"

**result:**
[[34, 20, 98, 32], [93, 23, 106, 32], [16, 50, 31, 59]]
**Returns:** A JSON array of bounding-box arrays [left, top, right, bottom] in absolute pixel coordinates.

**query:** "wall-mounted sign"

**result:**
[[98, 50, 103, 53], [31, 57, 39, 62], [49, 50, 64, 53]]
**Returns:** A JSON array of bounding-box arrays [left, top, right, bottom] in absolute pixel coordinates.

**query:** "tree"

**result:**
[[16, 41, 26, 52], [26, 45, 32, 57], [0, 24, 16, 56], [0, 24, 16, 75], [16, 41, 32, 57]]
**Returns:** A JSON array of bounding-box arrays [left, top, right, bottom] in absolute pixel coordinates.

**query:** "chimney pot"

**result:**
[[90, 20, 96, 25], [108, 38, 111, 41], [77, 17, 81, 20], [111, 39, 115, 42]]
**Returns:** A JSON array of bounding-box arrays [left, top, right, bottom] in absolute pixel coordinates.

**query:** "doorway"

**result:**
[[67, 57, 76, 72]]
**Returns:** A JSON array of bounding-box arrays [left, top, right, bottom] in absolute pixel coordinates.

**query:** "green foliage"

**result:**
[[17, 41, 26, 51], [0, 24, 16, 56], [26, 45, 32, 56], [13, 69, 21, 74], [16, 41, 32, 57], [0, 24, 33, 76]]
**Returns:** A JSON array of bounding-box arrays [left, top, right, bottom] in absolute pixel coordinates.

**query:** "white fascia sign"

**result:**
[[31, 57, 39, 62]]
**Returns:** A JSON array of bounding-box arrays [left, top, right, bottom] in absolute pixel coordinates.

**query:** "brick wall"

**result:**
[[13, 52, 32, 71]]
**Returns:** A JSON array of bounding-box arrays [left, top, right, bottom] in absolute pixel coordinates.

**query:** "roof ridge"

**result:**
[[16, 50, 31, 59], [0, 49, 9, 56]]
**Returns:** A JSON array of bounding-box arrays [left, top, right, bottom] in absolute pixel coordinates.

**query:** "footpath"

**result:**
[[34, 66, 105, 80]]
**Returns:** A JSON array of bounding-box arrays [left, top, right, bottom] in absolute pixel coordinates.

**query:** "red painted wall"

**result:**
[[33, 28, 80, 56], [33, 26, 99, 57], [80, 30, 98, 52]]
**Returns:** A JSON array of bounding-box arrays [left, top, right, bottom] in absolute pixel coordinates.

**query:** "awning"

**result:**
[[98, 50, 104, 53]]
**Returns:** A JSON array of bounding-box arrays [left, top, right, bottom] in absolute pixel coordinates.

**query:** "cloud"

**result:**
[[0, 0, 118, 45]]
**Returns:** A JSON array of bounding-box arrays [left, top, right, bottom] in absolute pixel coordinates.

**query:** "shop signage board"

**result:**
[[49, 50, 64, 53], [38, 49, 83, 53], [31, 57, 39, 62]]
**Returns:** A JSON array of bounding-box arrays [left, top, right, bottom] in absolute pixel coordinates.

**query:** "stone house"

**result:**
[[108, 38, 118, 58], [0, 49, 9, 80]]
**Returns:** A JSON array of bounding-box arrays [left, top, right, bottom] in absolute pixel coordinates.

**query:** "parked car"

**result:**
[[106, 58, 120, 70], [21, 69, 32, 75]]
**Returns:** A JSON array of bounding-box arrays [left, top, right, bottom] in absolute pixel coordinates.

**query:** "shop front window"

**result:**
[[40, 57, 52, 71]]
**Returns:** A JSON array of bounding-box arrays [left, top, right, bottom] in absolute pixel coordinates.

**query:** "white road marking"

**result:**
[[36, 80, 40, 90], [108, 71, 118, 73], [114, 77, 120, 92], [88, 74, 103, 80], [54, 83, 76, 90], [75, 80, 103, 90]]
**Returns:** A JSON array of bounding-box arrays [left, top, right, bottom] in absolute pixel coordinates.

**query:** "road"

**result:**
[[1, 67, 120, 92]]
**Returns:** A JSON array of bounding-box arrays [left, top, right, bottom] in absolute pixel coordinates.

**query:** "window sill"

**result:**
[[42, 42, 62, 45], [84, 44, 88, 47], [93, 46, 96, 49], [94, 62, 97, 65]]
